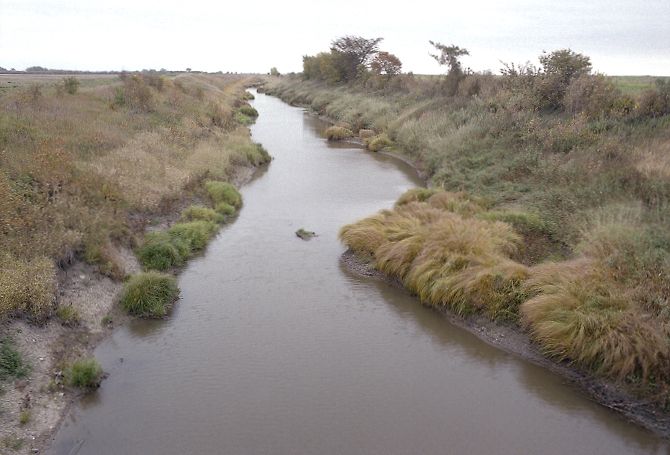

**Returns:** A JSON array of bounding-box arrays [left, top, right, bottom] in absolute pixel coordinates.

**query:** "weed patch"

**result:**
[[120, 272, 179, 318]]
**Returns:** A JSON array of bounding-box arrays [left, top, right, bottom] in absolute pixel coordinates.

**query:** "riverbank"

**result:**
[[0, 74, 266, 453], [264, 75, 670, 435], [1, 161, 265, 454], [341, 249, 670, 438]]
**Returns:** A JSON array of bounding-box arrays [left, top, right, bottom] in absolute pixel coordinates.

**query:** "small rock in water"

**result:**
[[295, 228, 317, 240]]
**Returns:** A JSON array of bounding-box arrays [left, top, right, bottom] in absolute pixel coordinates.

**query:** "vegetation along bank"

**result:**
[[0, 72, 268, 451], [264, 35, 670, 434]]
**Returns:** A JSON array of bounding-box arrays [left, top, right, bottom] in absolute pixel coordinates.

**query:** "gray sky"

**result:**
[[1, 0, 669, 75]]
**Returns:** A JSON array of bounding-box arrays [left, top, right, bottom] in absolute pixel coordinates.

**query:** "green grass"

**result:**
[[181, 205, 225, 224], [66, 358, 103, 389], [238, 104, 259, 117], [205, 181, 242, 208], [56, 305, 81, 327], [137, 231, 188, 271], [167, 221, 218, 252], [0, 338, 30, 381], [120, 272, 179, 318], [19, 410, 30, 425], [215, 202, 236, 216], [610, 76, 670, 95]]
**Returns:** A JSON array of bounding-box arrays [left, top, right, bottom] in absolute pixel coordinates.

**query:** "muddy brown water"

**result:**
[[48, 91, 668, 455]]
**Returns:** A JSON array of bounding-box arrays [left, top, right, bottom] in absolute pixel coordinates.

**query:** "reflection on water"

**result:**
[[48, 91, 668, 455]]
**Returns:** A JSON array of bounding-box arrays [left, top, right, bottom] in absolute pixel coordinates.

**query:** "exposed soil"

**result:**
[[340, 249, 670, 439], [0, 163, 261, 455]]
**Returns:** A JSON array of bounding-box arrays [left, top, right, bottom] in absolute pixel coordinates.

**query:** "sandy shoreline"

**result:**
[[340, 249, 670, 439], [0, 164, 261, 454]]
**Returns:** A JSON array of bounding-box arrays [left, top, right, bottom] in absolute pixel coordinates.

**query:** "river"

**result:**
[[48, 90, 667, 454]]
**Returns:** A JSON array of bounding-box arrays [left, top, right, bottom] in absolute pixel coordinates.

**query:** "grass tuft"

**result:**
[[56, 305, 81, 327], [181, 205, 225, 224], [205, 181, 242, 208], [366, 133, 393, 151], [66, 358, 103, 389], [137, 231, 188, 271], [0, 338, 30, 381], [325, 126, 353, 141], [120, 272, 179, 318], [167, 221, 218, 252]]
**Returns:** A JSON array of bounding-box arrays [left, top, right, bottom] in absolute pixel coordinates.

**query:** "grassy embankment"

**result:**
[[266, 75, 670, 405], [0, 73, 267, 386]]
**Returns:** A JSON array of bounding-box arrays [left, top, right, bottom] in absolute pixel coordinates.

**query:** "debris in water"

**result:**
[[295, 228, 317, 240]]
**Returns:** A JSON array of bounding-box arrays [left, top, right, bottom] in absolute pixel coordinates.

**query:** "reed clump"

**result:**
[[325, 125, 353, 141], [120, 272, 179, 318]]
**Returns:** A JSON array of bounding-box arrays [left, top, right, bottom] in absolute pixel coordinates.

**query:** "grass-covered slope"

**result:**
[[0, 73, 264, 322], [268, 74, 670, 403]]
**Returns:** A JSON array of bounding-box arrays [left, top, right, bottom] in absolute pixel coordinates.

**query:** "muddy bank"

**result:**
[[0, 163, 262, 454], [340, 249, 670, 438]]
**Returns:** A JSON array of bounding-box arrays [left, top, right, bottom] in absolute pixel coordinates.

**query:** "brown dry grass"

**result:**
[[0, 72, 261, 323], [342, 189, 670, 396]]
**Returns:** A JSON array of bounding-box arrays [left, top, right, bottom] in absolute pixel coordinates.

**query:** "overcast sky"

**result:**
[[1, 0, 669, 75]]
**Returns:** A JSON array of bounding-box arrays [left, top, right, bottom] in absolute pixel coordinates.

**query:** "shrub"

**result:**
[[0, 255, 56, 322], [636, 88, 670, 118], [0, 338, 30, 380], [56, 305, 81, 327], [325, 126, 353, 141], [366, 133, 393, 152], [66, 358, 103, 389], [181, 205, 225, 224], [234, 112, 253, 125], [564, 74, 621, 119], [238, 105, 258, 117], [137, 232, 188, 271], [167, 221, 218, 252], [215, 202, 236, 216], [120, 272, 179, 318], [205, 181, 242, 208], [62, 76, 80, 95]]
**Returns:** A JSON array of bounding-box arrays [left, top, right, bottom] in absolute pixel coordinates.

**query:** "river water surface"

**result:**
[[49, 91, 667, 454]]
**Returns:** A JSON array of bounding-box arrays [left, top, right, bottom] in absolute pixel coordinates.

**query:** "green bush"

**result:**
[[181, 205, 225, 224], [120, 272, 179, 318], [234, 112, 253, 125], [215, 202, 236, 216], [205, 181, 242, 208], [167, 221, 218, 252], [62, 76, 80, 95], [66, 358, 103, 389], [0, 338, 29, 380], [137, 231, 188, 271], [238, 104, 259, 117]]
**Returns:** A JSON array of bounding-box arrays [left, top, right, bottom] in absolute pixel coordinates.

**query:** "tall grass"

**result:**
[[120, 272, 179, 318], [342, 187, 670, 393], [0, 72, 264, 324]]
